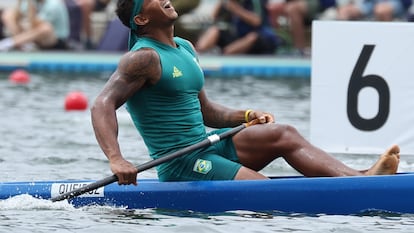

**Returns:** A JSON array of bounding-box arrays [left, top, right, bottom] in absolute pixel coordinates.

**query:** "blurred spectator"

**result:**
[[0, 0, 69, 51], [408, 1, 414, 21], [335, 0, 363, 20], [401, 0, 413, 20], [172, 0, 201, 43], [267, 0, 336, 56], [195, 0, 278, 55], [72, 0, 111, 49], [94, 0, 111, 11], [336, 0, 408, 21], [0, 9, 3, 39]]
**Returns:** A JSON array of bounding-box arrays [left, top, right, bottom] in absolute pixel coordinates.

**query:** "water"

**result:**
[[1, 71, 414, 232]]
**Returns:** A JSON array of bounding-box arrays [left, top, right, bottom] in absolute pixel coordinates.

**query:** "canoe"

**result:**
[[1, 173, 414, 215]]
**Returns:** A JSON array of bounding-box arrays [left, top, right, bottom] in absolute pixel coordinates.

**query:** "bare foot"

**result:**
[[365, 144, 400, 175]]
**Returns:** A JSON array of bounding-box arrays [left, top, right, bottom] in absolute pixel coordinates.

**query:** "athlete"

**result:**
[[91, 0, 400, 185]]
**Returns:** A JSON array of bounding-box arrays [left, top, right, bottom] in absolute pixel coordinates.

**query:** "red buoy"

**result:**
[[64, 91, 88, 111], [9, 69, 30, 84]]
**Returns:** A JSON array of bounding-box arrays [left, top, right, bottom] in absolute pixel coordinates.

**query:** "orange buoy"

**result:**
[[64, 91, 88, 111], [9, 69, 30, 84]]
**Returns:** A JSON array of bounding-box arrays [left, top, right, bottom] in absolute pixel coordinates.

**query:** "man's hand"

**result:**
[[110, 157, 138, 185], [247, 110, 275, 124]]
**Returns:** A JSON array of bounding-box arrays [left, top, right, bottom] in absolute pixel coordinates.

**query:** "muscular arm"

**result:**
[[91, 49, 161, 184], [199, 88, 246, 128], [199, 88, 275, 128]]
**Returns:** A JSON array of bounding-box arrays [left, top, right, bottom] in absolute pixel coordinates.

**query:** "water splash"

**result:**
[[0, 194, 75, 211]]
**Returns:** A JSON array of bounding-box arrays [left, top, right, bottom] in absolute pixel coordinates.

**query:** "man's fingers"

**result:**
[[116, 173, 137, 185], [259, 114, 274, 123]]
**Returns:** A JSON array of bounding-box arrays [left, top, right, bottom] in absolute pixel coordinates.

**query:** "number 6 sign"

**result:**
[[347, 44, 390, 131], [310, 21, 414, 155]]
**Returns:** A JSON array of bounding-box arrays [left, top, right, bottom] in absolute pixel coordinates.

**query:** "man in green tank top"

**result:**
[[91, 0, 400, 185]]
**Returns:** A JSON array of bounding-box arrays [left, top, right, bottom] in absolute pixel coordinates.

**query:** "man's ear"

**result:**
[[133, 14, 149, 27]]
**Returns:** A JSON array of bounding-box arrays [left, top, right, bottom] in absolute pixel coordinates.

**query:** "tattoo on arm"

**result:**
[[118, 49, 160, 85], [103, 49, 161, 108]]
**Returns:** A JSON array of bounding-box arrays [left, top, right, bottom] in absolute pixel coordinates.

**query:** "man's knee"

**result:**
[[234, 166, 268, 180]]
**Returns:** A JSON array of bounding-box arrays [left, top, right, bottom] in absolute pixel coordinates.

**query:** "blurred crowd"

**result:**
[[267, 0, 414, 56], [0, 0, 112, 51], [0, 0, 413, 56]]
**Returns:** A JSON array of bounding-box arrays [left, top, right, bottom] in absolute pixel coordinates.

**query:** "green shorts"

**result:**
[[157, 128, 242, 181]]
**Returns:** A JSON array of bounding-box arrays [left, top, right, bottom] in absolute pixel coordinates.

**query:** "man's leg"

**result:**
[[1, 8, 23, 36], [12, 22, 57, 48], [222, 32, 258, 55], [232, 123, 399, 178], [195, 26, 220, 53]]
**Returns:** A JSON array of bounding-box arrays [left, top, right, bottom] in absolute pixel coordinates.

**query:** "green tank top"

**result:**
[[126, 37, 206, 159]]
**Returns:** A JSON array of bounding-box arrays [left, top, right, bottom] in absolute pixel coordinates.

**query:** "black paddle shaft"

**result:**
[[50, 124, 247, 202]]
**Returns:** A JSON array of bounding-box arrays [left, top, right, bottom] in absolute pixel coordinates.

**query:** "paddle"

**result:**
[[50, 121, 257, 202]]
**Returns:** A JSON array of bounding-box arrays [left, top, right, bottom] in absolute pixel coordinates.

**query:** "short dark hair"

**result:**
[[116, 0, 134, 28]]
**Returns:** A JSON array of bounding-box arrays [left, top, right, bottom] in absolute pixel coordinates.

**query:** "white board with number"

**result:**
[[310, 21, 414, 155]]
